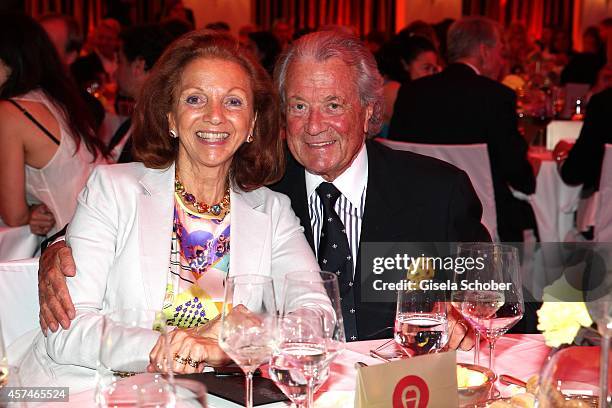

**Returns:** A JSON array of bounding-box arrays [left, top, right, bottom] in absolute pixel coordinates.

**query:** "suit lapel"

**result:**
[[138, 164, 175, 310], [229, 188, 269, 277]]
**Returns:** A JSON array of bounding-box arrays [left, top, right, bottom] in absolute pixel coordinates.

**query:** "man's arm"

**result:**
[[38, 240, 76, 334], [487, 90, 536, 195]]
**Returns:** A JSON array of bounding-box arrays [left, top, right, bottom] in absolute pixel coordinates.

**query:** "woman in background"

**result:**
[[376, 34, 440, 137], [0, 13, 105, 238]]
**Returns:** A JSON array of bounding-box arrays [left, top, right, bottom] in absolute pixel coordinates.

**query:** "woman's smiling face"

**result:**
[[168, 57, 256, 175]]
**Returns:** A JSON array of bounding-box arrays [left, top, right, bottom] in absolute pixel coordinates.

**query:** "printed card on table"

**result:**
[[355, 350, 458, 407]]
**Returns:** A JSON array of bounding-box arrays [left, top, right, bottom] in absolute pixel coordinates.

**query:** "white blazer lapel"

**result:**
[[229, 188, 270, 277], [138, 164, 175, 310]]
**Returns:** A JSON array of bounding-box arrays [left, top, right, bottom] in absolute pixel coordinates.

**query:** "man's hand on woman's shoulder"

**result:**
[[38, 240, 77, 334]]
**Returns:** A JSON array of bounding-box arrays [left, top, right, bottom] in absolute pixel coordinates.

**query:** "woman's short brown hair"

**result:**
[[132, 30, 283, 191]]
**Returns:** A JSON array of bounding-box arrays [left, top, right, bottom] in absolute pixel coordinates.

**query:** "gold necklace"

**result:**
[[174, 177, 230, 216]]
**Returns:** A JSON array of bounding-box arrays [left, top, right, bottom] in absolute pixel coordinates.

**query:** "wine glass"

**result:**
[[394, 288, 448, 357], [536, 346, 610, 407], [0, 318, 7, 388], [586, 291, 612, 407], [218, 275, 278, 408], [96, 308, 172, 407], [452, 243, 482, 366], [269, 271, 345, 408], [451, 243, 524, 372]]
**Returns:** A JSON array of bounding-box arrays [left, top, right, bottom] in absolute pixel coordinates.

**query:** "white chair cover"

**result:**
[[595, 145, 612, 242], [529, 161, 581, 242], [0, 224, 41, 262], [0, 258, 39, 349], [376, 139, 497, 240]]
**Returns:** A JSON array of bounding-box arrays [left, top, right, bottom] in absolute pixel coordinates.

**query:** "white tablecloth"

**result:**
[[546, 120, 583, 151], [40, 334, 550, 407]]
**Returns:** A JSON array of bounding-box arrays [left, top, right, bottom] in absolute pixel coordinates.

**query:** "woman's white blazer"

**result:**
[[20, 162, 319, 391]]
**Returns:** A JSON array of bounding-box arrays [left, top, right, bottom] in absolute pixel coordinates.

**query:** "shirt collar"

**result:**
[[305, 143, 368, 207], [458, 61, 481, 76]]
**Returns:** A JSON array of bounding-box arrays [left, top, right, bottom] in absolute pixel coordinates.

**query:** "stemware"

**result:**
[[451, 243, 524, 372], [0, 318, 7, 388], [535, 346, 610, 407], [96, 308, 172, 407], [451, 244, 481, 366], [269, 271, 345, 408], [587, 293, 612, 408], [394, 287, 448, 357], [218, 275, 278, 408]]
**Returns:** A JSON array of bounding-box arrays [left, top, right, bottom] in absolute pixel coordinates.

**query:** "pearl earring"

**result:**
[[169, 130, 177, 138], [247, 133, 254, 143]]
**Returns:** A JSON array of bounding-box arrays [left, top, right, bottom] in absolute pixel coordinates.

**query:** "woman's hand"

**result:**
[[29, 204, 55, 236], [147, 305, 258, 373]]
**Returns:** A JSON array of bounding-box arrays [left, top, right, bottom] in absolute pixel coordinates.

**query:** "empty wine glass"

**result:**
[[395, 288, 448, 357], [218, 275, 278, 408], [451, 243, 524, 372], [270, 271, 345, 408], [96, 308, 172, 408]]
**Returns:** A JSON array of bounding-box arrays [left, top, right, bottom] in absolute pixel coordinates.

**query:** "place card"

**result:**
[[355, 351, 458, 407]]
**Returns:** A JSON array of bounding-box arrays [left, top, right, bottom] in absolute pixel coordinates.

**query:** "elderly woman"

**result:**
[[19, 30, 319, 390]]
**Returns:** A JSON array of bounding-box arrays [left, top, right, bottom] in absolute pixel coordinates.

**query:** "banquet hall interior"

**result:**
[[0, 0, 611, 407]]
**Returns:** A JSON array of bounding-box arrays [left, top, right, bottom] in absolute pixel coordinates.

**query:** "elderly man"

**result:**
[[389, 16, 536, 243], [38, 31, 488, 345]]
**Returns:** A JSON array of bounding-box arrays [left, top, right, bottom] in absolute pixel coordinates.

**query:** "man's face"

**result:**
[[116, 46, 133, 97], [284, 58, 372, 181], [481, 36, 505, 80], [116, 44, 147, 99]]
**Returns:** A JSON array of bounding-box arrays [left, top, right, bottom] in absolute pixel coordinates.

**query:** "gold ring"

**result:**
[[174, 354, 188, 365], [186, 357, 200, 368]]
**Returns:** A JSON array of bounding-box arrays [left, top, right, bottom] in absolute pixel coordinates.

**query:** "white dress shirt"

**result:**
[[305, 144, 368, 276]]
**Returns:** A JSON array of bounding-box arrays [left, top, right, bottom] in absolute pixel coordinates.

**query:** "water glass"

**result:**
[[395, 288, 448, 357], [96, 308, 172, 407], [271, 271, 345, 408]]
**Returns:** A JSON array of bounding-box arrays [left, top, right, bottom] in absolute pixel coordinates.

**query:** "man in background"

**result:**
[[389, 16, 536, 243]]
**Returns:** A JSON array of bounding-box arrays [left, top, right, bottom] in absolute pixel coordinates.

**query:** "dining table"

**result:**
[[39, 334, 550, 407]]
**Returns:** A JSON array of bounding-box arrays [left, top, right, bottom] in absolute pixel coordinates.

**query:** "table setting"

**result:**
[[19, 243, 610, 408]]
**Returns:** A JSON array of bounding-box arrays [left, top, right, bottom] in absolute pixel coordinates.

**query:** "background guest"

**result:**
[[0, 13, 105, 236], [389, 16, 537, 243], [558, 88, 612, 195], [39, 13, 105, 131], [247, 31, 281, 76], [376, 34, 440, 137], [106, 24, 173, 162]]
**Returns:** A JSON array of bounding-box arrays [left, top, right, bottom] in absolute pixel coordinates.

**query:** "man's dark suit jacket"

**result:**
[[272, 140, 491, 340], [388, 63, 537, 242], [561, 88, 612, 193]]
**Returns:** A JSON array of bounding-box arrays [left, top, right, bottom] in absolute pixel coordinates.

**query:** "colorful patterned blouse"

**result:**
[[162, 194, 230, 328]]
